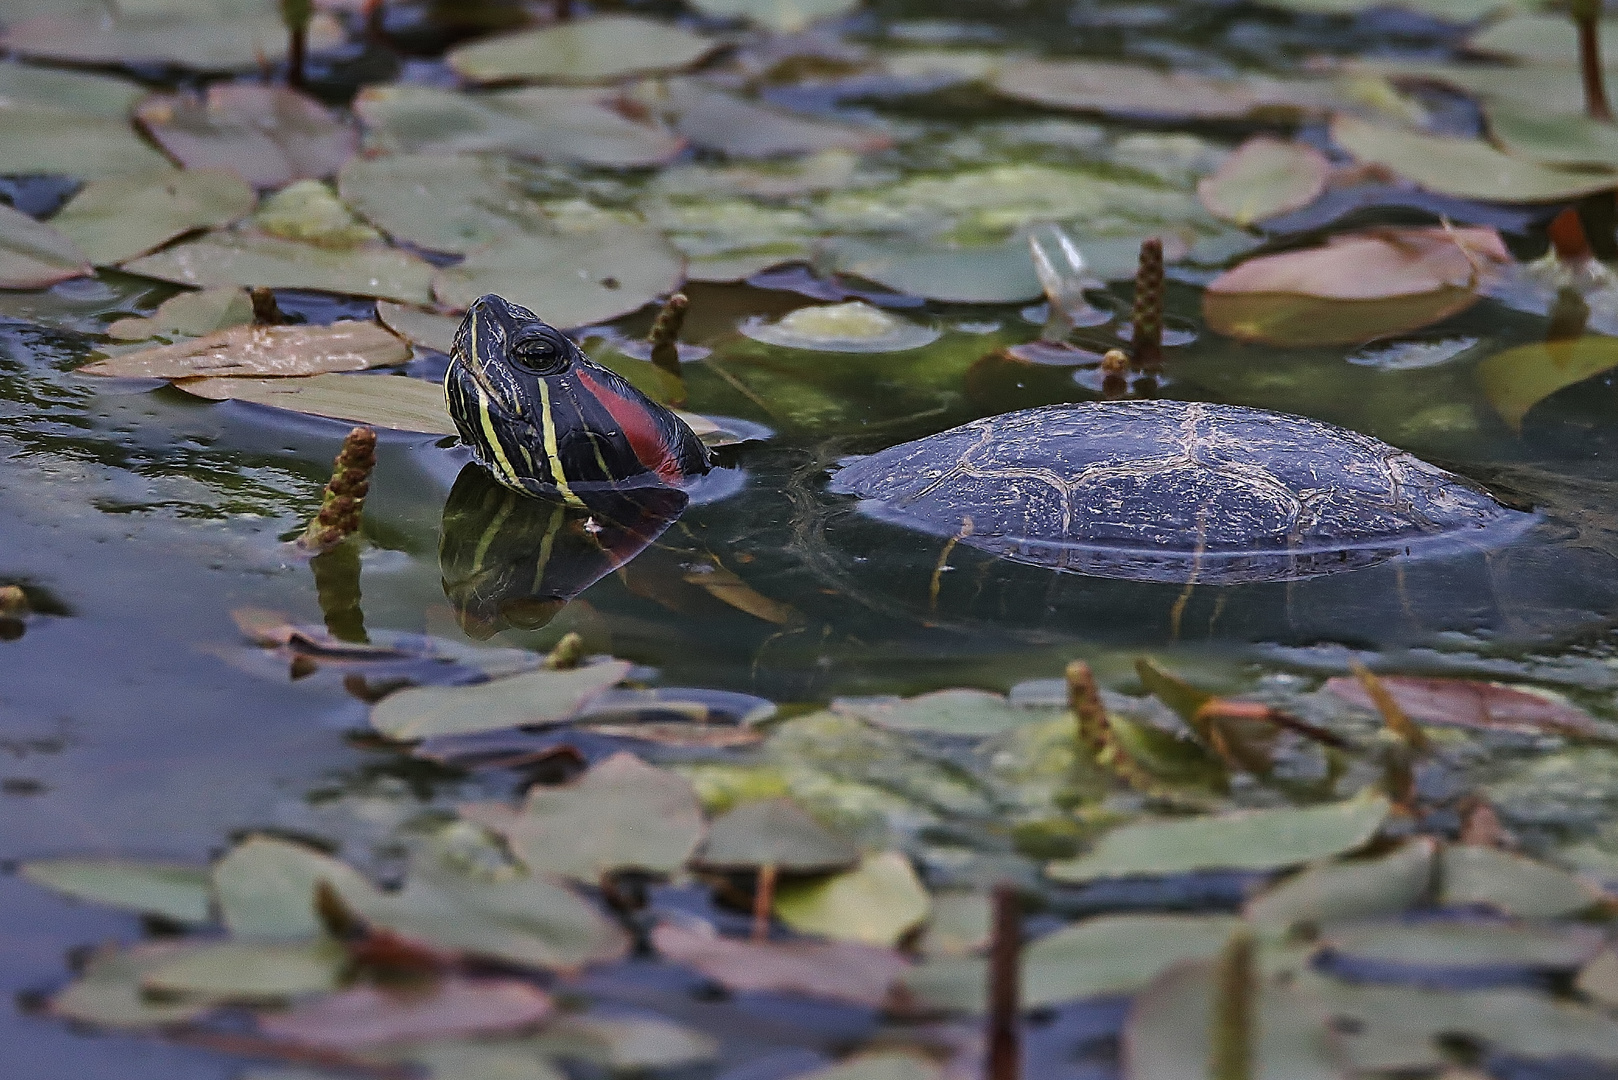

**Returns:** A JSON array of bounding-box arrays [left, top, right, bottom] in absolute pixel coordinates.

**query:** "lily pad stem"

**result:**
[[281, 0, 312, 90], [1574, 0, 1614, 121], [985, 882, 1021, 1080], [1209, 929, 1255, 1080], [751, 862, 777, 942]]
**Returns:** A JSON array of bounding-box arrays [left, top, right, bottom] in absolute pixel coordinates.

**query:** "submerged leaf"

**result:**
[[1047, 791, 1390, 882], [1325, 674, 1608, 739], [371, 660, 632, 740], [774, 851, 930, 946], [0, 202, 89, 287], [21, 857, 211, 924], [79, 321, 409, 379], [1197, 137, 1330, 226], [652, 918, 910, 1007], [176, 373, 458, 435], [259, 977, 553, 1048], [740, 302, 940, 352], [136, 85, 356, 189], [448, 16, 718, 84], [1477, 336, 1618, 432], [50, 170, 255, 266], [123, 231, 436, 304]]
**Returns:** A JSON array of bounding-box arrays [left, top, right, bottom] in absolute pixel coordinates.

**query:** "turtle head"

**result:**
[[448, 294, 580, 416]]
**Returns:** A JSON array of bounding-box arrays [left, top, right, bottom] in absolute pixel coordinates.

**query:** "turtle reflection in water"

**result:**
[[438, 294, 713, 634], [830, 401, 1538, 585]]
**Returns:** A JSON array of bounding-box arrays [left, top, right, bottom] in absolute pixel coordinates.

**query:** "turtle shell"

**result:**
[[827, 401, 1538, 584]]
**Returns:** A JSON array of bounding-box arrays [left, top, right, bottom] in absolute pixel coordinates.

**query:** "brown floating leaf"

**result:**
[[652, 919, 911, 1007], [137, 85, 357, 189], [1325, 675, 1608, 740], [259, 977, 553, 1049], [79, 321, 410, 379], [0, 201, 88, 288], [1196, 137, 1330, 226]]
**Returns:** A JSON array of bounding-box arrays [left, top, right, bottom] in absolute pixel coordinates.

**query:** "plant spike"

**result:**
[[1574, 0, 1614, 122], [281, 0, 313, 90], [648, 292, 689, 378], [299, 426, 377, 555], [985, 882, 1021, 1080], [1129, 237, 1165, 372], [1209, 928, 1255, 1080]]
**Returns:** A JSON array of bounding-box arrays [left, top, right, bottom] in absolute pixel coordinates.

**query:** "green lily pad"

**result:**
[[213, 835, 381, 940], [1467, 13, 1618, 65], [0, 10, 343, 70], [834, 688, 1045, 736], [1244, 838, 1437, 935], [50, 170, 255, 266], [790, 1052, 942, 1080], [1134, 658, 1216, 724], [355, 84, 685, 169], [0, 201, 89, 287], [351, 857, 630, 971], [993, 59, 1326, 121], [1577, 947, 1618, 1007], [123, 231, 436, 304], [829, 238, 1042, 304], [0, 63, 146, 118], [1489, 106, 1618, 169], [695, 797, 860, 872], [79, 321, 409, 379], [252, 180, 381, 249], [1333, 114, 1618, 202], [136, 84, 357, 189], [176, 372, 457, 435], [49, 943, 215, 1028], [338, 154, 549, 255], [1256, 0, 1525, 17], [774, 850, 930, 947], [259, 977, 555, 1049], [919, 892, 992, 957], [1196, 137, 1330, 227], [661, 81, 890, 159], [1046, 790, 1391, 882], [1319, 921, 1603, 969], [504, 751, 705, 881], [20, 857, 211, 923], [141, 939, 350, 1001], [1476, 336, 1618, 431], [377, 302, 460, 354], [433, 226, 683, 329], [108, 286, 254, 341], [530, 1014, 719, 1070], [0, 102, 173, 178], [689, 0, 862, 31], [1438, 844, 1602, 919], [371, 659, 631, 740], [448, 15, 719, 84]]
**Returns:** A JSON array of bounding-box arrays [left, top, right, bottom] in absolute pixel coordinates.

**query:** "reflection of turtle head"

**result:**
[[443, 293, 712, 505], [439, 464, 686, 639]]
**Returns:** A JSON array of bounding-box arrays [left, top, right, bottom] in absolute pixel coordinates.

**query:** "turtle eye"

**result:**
[[510, 331, 569, 374]]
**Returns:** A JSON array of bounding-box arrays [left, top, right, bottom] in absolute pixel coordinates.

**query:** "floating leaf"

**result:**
[[0, 63, 145, 118], [338, 154, 549, 255], [1439, 844, 1602, 919], [695, 797, 860, 872], [1467, 13, 1618, 65], [1325, 675, 1608, 739], [1256, 0, 1525, 17], [370, 660, 631, 740], [919, 892, 992, 958], [20, 857, 211, 924], [1197, 137, 1330, 226], [252, 180, 381, 249], [107, 286, 254, 341], [830, 238, 1043, 304], [1477, 336, 1618, 432], [80, 321, 408, 379], [213, 835, 381, 941], [136, 85, 356, 190], [1332, 115, 1618, 202], [660, 81, 890, 159], [448, 15, 718, 84], [740, 302, 940, 352], [141, 940, 349, 1001], [1577, 947, 1618, 1007], [790, 1052, 943, 1080], [0, 102, 173, 178], [1245, 839, 1436, 935], [833, 689, 1043, 736], [1488, 106, 1618, 170], [123, 231, 436, 304], [1319, 921, 1603, 969], [774, 851, 930, 947], [1047, 791, 1390, 882], [502, 752, 705, 881], [259, 978, 553, 1049], [176, 372, 458, 435], [993, 59, 1323, 121], [433, 226, 683, 329], [689, 0, 862, 31], [531, 1014, 718, 1070], [651, 918, 910, 1007], [50, 170, 255, 266], [49, 943, 214, 1028], [0, 202, 88, 288], [0, 10, 343, 70], [356, 84, 684, 169], [376, 302, 460, 354], [1134, 658, 1216, 723]]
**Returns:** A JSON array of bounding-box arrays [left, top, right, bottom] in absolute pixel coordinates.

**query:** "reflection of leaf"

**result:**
[[107, 286, 253, 341], [124, 230, 436, 304], [1476, 336, 1618, 432], [1047, 791, 1389, 882], [1333, 114, 1618, 202], [175, 372, 458, 435], [50, 170, 255, 266], [681, 563, 800, 625], [1325, 673, 1609, 738], [0, 10, 343, 69], [259, 978, 554, 1049], [775, 851, 930, 946], [448, 15, 718, 84], [1196, 137, 1329, 226], [339, 154, 549, 255], [370, 660, 632, 740], [434, 226, 684, 329], [0, 103, 172, 178], [21, 857, 211, 924], [0, 202, 88, 288], [136, 85, 357, 189], [80, 321, 409, 379], [652, 918, 910, 1007]]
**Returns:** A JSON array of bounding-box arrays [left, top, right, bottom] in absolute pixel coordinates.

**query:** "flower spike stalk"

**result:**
[[299, 426, 377, 554], [1129, 237, 1165, 372]]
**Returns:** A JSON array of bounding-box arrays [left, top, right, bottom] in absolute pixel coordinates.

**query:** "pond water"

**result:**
[[7, 1, 1618, 1079]]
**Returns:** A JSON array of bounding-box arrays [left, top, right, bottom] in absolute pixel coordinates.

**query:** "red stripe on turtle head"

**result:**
[[574, 369, 688, 486]]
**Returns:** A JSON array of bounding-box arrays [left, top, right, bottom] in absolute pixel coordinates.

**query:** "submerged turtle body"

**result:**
[[829, 401, 1536, 584]]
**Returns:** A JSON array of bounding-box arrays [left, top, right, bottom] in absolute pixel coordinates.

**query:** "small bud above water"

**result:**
[[648, 292, 689, 377], [298, 426, 377, 555], [1129, 237, 1165, 372]]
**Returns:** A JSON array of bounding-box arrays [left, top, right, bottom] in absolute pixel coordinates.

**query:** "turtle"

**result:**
[[444, 293, 711, 505], [827, 400, 1538, 585]]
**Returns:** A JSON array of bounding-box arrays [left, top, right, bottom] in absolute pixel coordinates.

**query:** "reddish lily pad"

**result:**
[[1325, 675, 1608, 740], [652, 918, 911, 1007], [259, 977, 554, 1049], [137, 85, 357, 189]]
